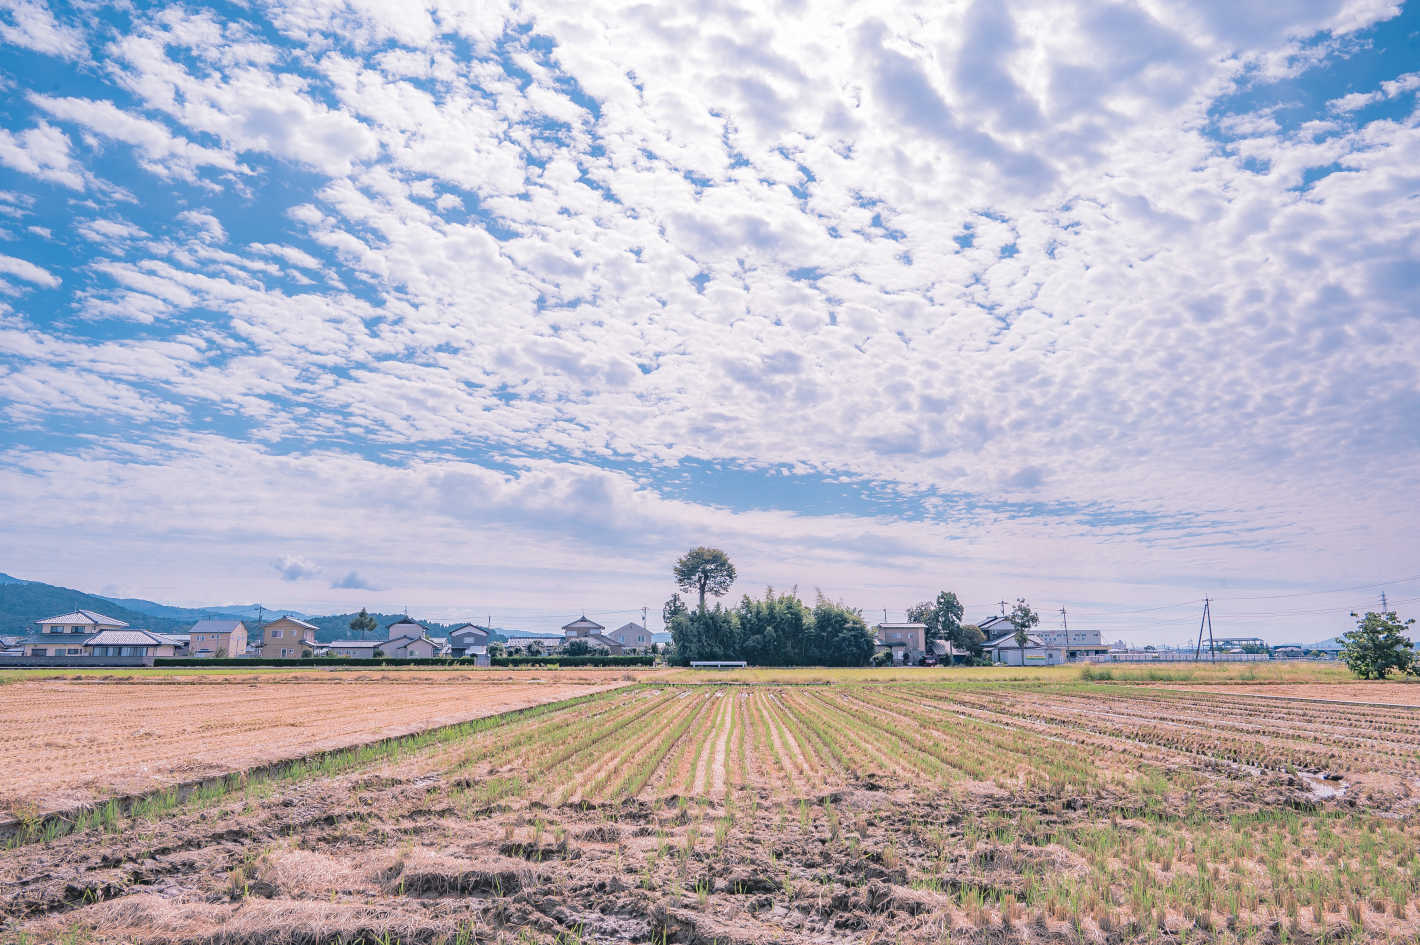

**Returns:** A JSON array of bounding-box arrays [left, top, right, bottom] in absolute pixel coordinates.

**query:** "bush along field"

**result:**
[[4, 681, 1419, 944]]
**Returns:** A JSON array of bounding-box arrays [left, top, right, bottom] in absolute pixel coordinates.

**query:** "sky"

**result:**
[[1, 0, 1418, 642]]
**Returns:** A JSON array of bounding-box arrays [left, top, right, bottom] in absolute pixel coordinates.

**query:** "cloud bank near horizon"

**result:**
[[1, 0, 1418, 638]]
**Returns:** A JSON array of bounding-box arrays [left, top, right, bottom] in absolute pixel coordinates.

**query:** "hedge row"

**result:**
[[152, 655, 654, 668], [491, 655, 654, 667]]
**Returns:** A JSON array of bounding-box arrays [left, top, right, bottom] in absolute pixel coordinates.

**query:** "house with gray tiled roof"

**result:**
[[85, 629, 181, 658], [188, 618, 247, 658], [17, 610, 129, 656]]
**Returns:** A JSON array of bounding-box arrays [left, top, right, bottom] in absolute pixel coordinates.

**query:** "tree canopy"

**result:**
[[673, 547, 736, 612], [907, 590, 979, 654], [667, 588, 875, 666], [348, 607, 378, 640], [1340, 610, 1416, 679]]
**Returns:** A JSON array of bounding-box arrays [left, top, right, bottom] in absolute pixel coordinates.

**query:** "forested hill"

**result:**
[[0, 578, 199, 635]]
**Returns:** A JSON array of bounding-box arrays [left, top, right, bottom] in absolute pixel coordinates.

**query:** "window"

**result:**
[[272, 629, 283, 638]]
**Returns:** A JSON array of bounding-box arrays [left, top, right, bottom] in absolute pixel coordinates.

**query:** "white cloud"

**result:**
[[0, 0, 85, 60], [0, 122, 85, 189], [0, 253, 58, 287]]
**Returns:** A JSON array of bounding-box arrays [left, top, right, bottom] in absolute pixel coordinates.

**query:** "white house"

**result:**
[[983, 631, 1065, 666], [382, 619, 439, 657], [326, 640, 382, 658], [560, 615, 624, 653], [607, 622, 652, 651]]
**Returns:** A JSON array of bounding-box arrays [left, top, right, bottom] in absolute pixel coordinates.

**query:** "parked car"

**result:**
[[917, 655, 938, 667]]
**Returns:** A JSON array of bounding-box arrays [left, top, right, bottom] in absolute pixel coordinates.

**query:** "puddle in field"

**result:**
[[1298, 770, 1348, 799]]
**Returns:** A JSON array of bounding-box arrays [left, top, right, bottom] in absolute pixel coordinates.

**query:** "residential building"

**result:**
[[1034, 628, 1110, 661], [560, 615, 625, 653], [326, 640, 381, 658], [85, 629, 181, 658], [448, 623, 491, 656], [874, 622, 928, 665], [382, 619, 439, 657], [983, 631, 1066, 666], [260, 616, 318, 659], [504, 636, 567, 653], [21, 610, 129, 656], [607, 622, 652, 651], [188, 619, 247, 658]]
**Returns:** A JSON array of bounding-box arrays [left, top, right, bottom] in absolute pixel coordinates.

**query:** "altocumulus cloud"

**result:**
[[0, 0, 1417, 640]]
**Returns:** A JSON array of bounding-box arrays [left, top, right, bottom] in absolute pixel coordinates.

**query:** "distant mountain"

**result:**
[[104, 597, 310, 623], [0, 577, 194, 635], [0, 571, 511, 643]]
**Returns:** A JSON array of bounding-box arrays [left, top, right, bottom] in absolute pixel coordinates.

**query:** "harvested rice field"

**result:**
[[0, 673, 635, 814], [5, 680, 1420, 944]]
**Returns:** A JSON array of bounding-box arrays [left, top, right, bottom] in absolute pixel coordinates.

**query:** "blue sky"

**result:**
[[1, 0, 1417, 640]]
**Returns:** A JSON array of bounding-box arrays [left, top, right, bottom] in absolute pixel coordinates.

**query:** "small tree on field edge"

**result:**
[[1340, 610, 1416, 679]]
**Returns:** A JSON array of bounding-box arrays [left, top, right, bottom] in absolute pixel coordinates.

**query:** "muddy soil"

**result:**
[[4, 748, 1414, 945]]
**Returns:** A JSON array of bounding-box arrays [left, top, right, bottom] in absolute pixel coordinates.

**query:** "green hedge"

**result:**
[[491, 655, 653, 667], [152, 655, 654, 668]]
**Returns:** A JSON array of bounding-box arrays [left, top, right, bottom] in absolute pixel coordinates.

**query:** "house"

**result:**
[[931, 639, 972, 664], [983, 631, 1066, 666], [462, 644, 491, 667], [20, 610, 129, 656], [504, 636, 568, 654], [382, 619, 439, 658], [560, 615, 625, 653], [448, 623, 490, 656], [85, 629, 180, 658], [188, 619, 247, 658], [156, 633, 190, 655], [1033, 628, 1111, 661], [260, 616, 318, 659], [322, 639, 379, 658], [607, 622, 652, 651], [875, 622, 928, 665]]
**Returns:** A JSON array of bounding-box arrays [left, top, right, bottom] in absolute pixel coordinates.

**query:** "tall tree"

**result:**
[[674, 547, 736, 613], [662, 593, 688, 625], [1008, 598, 1039, 666], [349, 607, 378, 641], [907, 590, 965, 653], [1340, 610, 1416, 679]]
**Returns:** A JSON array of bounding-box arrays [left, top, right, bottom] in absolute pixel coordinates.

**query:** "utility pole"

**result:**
[[1381, 592, 1388, 613], [1193, 597, 1215, 661], [641, 606, 648, 629], [999, 600, 1008, 616], [1059, 606, 1068, 631]]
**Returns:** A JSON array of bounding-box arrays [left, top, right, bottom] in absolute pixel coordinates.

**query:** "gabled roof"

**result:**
[[327, 639, 381, 648], [86, 629, 169, 646], [984, 631, 1048, 649], [38, 610, 128, 628], [190, 618, 245, 634], [384, 633, 435, 646], [562, 615, 604, 632], [977, 615, 1012, 632], [450, 624, 490, 637], [264, 615, 318, 631]]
